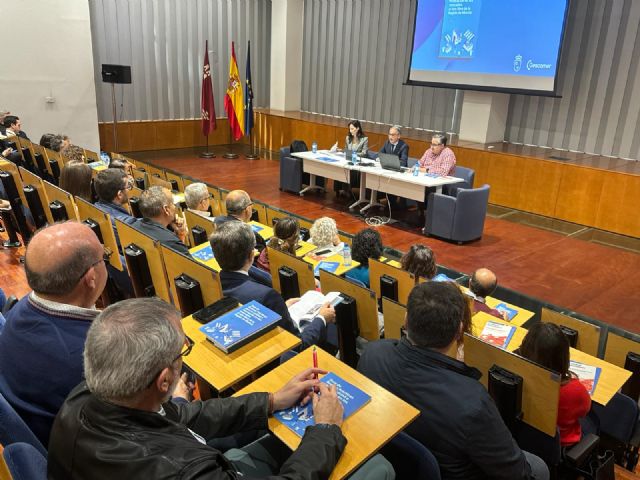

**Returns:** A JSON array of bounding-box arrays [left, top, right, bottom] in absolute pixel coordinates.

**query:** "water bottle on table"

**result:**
[[412, 163, 419, 176], [312, 141, 317, 154], [351, 150, 358, 165], [343, 245, 352, 266]]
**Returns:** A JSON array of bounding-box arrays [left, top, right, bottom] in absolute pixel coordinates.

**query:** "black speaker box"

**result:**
[[101, 64, 132, 84]]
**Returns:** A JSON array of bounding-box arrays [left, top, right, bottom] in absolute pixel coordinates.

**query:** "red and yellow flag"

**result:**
[[223, 42, 244, 141]]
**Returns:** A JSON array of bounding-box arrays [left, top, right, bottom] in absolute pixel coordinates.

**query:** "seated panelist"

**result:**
[[334, 120, 368, 195], [379, 125, 409, 167]]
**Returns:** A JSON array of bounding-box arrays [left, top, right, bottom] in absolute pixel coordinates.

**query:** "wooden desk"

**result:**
[[319, 270, 379, 341], [381, 298, 406, 340], [303, 250, 360, 277], [18, 167, 54, 225], [369, 258, 415, 305], [267, 247, 316, 296], [190, 242, 221, 271], [236, 346, 420, 480], [251, 221, 274, 240], [462, 286, 534, 327], [182, 315, 301, 392], [570, 349, 632, 406], [42, 180, 78, 221], [184, 209, 215, 247], [0, 159, 28, 207], [294, 240, 316, 257], [471, 311, 528, 353], [604, 331, 640, 368], [464, 333, 561, 436], [75, 198, 124, 271], [493, 321, 631, 406], [542, 308, 601, 356]]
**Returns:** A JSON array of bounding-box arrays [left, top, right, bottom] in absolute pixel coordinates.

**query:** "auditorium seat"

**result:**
[[278, 146, 324, 194], [2, 442, 47, 480], [443, 166, 475, 197], [423, 184, 490, 243], [0, 392, 46, 457], [379, 431, 441, 479]]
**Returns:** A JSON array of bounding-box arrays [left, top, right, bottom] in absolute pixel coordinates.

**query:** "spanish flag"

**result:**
[[224, 42, 244, 141]]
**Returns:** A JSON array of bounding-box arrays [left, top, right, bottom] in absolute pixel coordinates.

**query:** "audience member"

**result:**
[[64, 144, 86, 163], [418, 133, 456, 176], [184, 182, 214, 221], [214, 189, 267, 251], [0, 222, 106, 446], [134, 186, 189, 255], [358, 281, 549, 480], [309, 216, 342, 252], [3, 115, 29, 140], [379, 125, 409, 167], [50, 134, 70, 153], [39, 133, 56, 150], [47, 297, 395, 479], [59, 161, 93, 203], [516, 323, 591, 447], [467, 268, 508, 320], [0, 109, 9, 135], [256, 217, 300, 272], [94, 168, 137, 241], [211, 221, 335, 349], [400, 244, 437, 280], [345, 228, 383, 287]]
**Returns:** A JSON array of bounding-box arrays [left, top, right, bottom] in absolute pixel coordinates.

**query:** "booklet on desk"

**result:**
[[479, 321, 516, 349], [199, 300, 281, 353], [569, 360, 602, 395], [313, 261, 340, 276], [192, 244, 214, 262], [288, 291, 343, 331], [273, 372, 371, 437], [494, 303, 518, 321]]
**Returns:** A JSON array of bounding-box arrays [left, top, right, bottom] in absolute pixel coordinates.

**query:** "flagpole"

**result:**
[[200, 133, 215, 158], [223, 127, 238, 159], [245, 131, 259, 159]]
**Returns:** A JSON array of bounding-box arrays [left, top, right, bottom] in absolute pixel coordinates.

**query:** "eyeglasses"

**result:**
[[431, 143, 443, 147], [245, 201, 254, 210], [146, 336, 194, 389], [122, 179, 134, 191]]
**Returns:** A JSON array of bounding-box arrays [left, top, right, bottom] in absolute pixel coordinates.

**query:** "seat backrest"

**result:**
[[0, 392, 46, 456], [515, 422, 562, 469], [380, 432, 441, 479], [454, 166, 475, 189], [2, 442, 47, 479], [279, 146, 291, 161], [593, 392, 639, 443], [289, 140, 308, 153], [455, 184, 490, 208]]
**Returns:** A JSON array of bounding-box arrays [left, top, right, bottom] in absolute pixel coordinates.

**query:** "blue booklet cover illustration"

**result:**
[[251, 224, 264, 233], [314, 261, 340, 276], [192, 244, 214, 262], [199, 300, 281, 353], [274, 372, 371, 437], [494, 303, 518, 321], [432, 273, 453, 282], [315, 155, 340, 163]]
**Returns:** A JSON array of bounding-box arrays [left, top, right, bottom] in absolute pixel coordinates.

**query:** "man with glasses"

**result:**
[[184, 182, 215, 222], [48, 297, 376, 480], [379, 125, 409, 167], [0, 222, 107, 446], [134, 186, 190, 255], [418, 133, 457, 176]]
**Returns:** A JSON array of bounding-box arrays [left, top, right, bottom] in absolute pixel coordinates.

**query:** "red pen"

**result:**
[[312, 347, 318, 379]]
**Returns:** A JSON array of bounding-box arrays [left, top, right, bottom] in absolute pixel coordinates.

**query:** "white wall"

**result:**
[[2, 0, 100, 151]]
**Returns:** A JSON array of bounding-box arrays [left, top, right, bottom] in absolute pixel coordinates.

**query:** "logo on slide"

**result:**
[[526, 60, 552, 71], [513, 55, 522, 72]]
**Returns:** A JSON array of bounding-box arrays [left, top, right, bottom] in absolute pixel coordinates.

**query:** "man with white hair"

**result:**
[[46, 297, 395, 479], [184, 182, 214, 221], [379, 125, 409, 167]]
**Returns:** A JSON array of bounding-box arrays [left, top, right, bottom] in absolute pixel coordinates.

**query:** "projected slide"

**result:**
[[408, 0, 569, 93]]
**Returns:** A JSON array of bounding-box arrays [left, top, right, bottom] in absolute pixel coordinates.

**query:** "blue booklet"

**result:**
[[251, 224, 264, 233], [316, 155, 340, 163], [273, 372, 371, 437], [494, 303, 518, 321], [432, 273, 453, 282], [314, 261, 340, 276], [199, 300, 281, 353], [192, 244, 214, 262]]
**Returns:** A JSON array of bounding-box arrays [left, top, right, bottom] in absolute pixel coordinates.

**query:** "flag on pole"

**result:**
[[244, 41, 254, 136], [224, 41, 244, 141], [200, 40, 217, 136]]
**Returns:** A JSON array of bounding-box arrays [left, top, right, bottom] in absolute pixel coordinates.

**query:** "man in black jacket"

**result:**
[[379, 125, 409, 167], [358, 282, 549, 480], [48, 297, 348, 479]]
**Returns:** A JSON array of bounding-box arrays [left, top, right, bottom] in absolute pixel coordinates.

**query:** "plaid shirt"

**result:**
[[418, 146, 457, 176]]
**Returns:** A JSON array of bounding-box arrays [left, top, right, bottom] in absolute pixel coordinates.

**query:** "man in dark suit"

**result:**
[[133, 186, 190, 255], [2, 115, 29, 140], [210, 221, 335, 349], [379, 125, 409, 167]]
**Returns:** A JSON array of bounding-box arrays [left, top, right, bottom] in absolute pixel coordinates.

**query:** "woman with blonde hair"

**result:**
[[309, 216, 342, 251]]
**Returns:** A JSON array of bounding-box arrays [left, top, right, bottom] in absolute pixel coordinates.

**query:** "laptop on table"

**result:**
[[378, 152, 403, 172]]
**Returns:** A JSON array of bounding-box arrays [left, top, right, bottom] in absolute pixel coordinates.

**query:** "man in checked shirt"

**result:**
[[418, 133, 457, 175]]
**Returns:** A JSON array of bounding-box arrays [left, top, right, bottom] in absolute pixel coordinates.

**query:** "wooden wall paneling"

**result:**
[[455, 148, 492, 189], [554, 165, 604, 227], [595, 172, 640, 238], [518, 157, 563, 217], [366, 133, 387, 153], [127, 122, 156, 152], [155, 121, 182, 150], [403, 138, 428, 160], [484, 152, 527, 209]]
